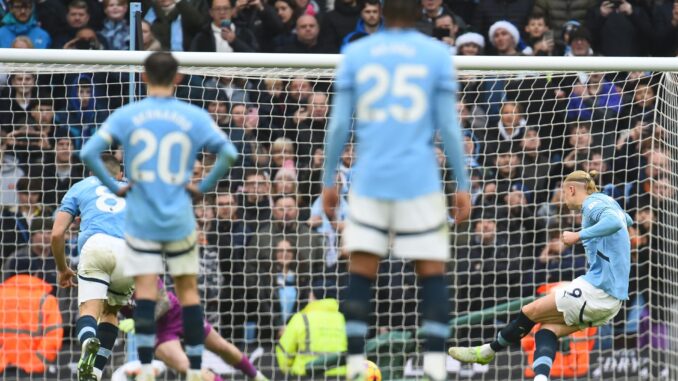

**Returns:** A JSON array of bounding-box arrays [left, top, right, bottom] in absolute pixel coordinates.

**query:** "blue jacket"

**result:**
[[0, 13, 51, 48], [340, 18, 384, 49]]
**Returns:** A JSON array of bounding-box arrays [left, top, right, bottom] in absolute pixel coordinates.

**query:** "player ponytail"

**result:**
[[564, 170, 599, 194]]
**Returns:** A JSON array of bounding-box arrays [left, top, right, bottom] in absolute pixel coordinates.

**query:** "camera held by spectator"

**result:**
[[63, 28, 103, 50]]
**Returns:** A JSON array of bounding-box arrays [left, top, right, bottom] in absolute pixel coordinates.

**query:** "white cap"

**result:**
[[488, 20, 519, 47], [455, 32, 485, 49]]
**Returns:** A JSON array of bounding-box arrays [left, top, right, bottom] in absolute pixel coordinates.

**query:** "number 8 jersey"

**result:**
[[59, 176, 127, 252], [97, 97, 235, 241]]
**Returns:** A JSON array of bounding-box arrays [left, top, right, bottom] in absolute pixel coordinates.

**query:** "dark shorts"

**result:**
[[155, 298, 213, 347]]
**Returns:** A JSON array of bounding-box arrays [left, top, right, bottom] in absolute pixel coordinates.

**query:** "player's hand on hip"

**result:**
[[322, 186, 339, 221], [58, 267, 77, 288], [451, 191, 472, 223], [561, 231, 580, 246], [186, 183, 203, 200], [115, 184, 131, 197]]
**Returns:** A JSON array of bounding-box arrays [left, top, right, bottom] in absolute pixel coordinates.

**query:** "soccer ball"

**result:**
[[365, 360, 382, 381]]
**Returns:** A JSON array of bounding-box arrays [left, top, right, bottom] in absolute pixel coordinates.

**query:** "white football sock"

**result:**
[[423, 352, 446, 381], [534, 374, 548, 381], [479, 343, 495, 358], [347, 354, 366, 379]]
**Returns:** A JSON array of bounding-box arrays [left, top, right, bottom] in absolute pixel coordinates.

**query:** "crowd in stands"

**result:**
[[0, 0, 676, 376], [0, 0, 676, 56]]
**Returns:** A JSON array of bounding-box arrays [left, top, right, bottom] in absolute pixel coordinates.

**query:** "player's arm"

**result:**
[[197, 143, 238, 194], [435, 58, 471, 223], [80, 130, 123, 195], [563, 206, 627, 245], [51, 211, 76, 288], [321, 88, 352, 219]]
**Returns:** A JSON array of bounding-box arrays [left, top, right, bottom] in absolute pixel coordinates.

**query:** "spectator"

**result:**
[[519, 128, 551, 204], [39, 137, 85, 209], [0, 137, 25, 209], [3, 217, 56, 287], [341, 0, 383, 48], [239, 169, 273, 230], [190, 0, 257, 52], [272, 0, 302, 51], [0, 0, 51, 49], [10, 35, 34, 48], [524, 11, 563, 56], [432, 13, 458, 53], [99, 0, 130, 50], [488, 20, 525, 55], [294, 0, 321, 17], [269, 137, 297, 180], [532, 0, 597, 31], [0, 73, 37, 133], [232, 0, 283, 52], [56, 74, 109, 150], [320, 0, 360, 53], [140, 19, 162, 50], [276, 285, 346, 377], [63, 27, 106, 49], [288, 91, 328, 162], [533, 230, 586, 285], [652, 0, 678, 56], [3, 117, 51, 169], [0, 273, 63, 374], [455, 32, 485, 55], [143, 0, 208, 51], [205, 92, 230, 127], [479, 101, 527, 158], [194, 198, 222, 324], [308, 190, 347, 269], [52, 0, 93, 48], [566, 25, 594, 56], [457, 99, 488, 131], [27, 99, 60, 146], [276, 14, 329, 53], [417, 0, 464, 36], [586, 0, 652, 56], [272, 238, 301, 329], [626, 80, 656, 124], [32, 0, 68, 42], [492, 148, 531, 200], [473, 0, 533, 39], [214, 191, 251, 341], [566, 72, 622, 121], [244, 195, 324, 338]]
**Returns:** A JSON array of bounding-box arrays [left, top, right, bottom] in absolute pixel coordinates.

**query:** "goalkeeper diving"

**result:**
[[448, 170, 631, 381]]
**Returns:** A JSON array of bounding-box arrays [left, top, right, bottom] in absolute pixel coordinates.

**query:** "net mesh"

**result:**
[[0, 62, 675, 380]]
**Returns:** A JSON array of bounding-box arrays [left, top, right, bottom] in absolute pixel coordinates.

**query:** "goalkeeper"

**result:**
[[449, 170, 631, 381], [120, 280, 268, 381]]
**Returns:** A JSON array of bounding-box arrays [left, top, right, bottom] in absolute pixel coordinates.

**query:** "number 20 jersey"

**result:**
[[60, 176, 127, 252], [335, 29, 459, 200], [99, 97, 232, 241]]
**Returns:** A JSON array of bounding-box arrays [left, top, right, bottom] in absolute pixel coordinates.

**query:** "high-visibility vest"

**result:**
[[0, 274, 64, 373], [276, 298, 347, 376], [522, 283, 597, 378]]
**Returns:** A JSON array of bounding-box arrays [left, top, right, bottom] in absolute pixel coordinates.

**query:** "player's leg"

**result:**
[[124, 235, 164, 380], [76, 299, 104, 380], [167, 231, 204, 380], [203, 323, 268, 380], [414, 260, 450, 381], [448, 284, 569, 364], [531, 323, 579, 381], [92, 303, 121, 381], [341, 193, 389, 380], [155, 339, 191, 373], [393, 192, 450, 381]]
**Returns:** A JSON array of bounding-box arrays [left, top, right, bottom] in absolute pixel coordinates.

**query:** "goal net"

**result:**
[[0, 54, 675, 380]]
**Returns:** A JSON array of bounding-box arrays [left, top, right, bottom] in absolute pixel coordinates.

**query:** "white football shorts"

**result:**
[[123, 231, 199, 277], [555, 276, 623, 329], [77, 233, 134, 306], [343, 192, 449, 260]]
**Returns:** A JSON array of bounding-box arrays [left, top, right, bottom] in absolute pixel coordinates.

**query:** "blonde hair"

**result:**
[[564, 170, 599, 194], [11, 36, 34, 49]]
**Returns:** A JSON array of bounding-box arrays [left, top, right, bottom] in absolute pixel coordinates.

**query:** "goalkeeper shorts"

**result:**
[[123, 231, 199, 277], [77, 233, 134, 306], [343, 191, 449, 260], [555, 276, 623, 329]]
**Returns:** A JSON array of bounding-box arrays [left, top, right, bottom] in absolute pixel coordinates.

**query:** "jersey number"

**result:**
[[129, 129, 191, 185], [95, 186, 126, 213], [356, 64, 428, 123]]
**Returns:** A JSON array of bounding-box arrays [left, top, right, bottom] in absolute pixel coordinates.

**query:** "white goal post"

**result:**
[[0, 50, 676, 381]]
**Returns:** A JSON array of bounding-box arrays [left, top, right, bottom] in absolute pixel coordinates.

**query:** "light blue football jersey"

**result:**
[[59, 176, 127, 252], [580, 192, 631, 300], [328, 29, 469, 199], [97, 97, 234, 241]]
